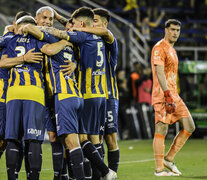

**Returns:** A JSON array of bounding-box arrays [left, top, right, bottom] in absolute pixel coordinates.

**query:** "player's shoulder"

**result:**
[[152, 39, 169, 52]]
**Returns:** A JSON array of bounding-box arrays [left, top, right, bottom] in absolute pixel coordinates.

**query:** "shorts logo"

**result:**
[[27, 128, 41, 137], [100, 126, 104, 132]]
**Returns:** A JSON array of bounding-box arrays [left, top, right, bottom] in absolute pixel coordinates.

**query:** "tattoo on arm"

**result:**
[[40, 27, 68, 40]]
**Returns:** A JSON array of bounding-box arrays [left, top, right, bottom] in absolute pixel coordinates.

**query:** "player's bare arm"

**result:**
[[0, 48, 43, 68], [41, 39, 70, 56], [71, 27, 114, 43], [19, 24, 42, 40], [155, 65, 168, 91], [53, 9, 68, 27], [39, 26, 69, 40]]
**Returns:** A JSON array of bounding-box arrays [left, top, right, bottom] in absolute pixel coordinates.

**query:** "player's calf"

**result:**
[[51, 141, 64, 180], [6, 140, 21, 180], [28, 140, 42, 180]]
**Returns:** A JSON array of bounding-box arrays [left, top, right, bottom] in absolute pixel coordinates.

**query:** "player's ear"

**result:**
[[103, 20, 108, 28]]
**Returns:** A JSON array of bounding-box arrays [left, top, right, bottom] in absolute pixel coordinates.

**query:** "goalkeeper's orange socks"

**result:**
[[153, 133, 165, 172], [165, 129, 192, 162]]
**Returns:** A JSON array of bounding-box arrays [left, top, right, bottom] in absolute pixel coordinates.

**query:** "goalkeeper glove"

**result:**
[[164, 90, 176, 114]]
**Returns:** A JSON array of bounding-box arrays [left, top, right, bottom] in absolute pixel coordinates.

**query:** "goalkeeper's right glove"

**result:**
[[164, 90, 176, 114]]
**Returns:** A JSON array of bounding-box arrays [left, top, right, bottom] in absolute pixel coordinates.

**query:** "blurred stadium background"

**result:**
[[0, 0, 207, 179]]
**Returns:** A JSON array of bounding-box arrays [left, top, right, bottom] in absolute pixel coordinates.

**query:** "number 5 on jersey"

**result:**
[[96, 42, 104, 67]]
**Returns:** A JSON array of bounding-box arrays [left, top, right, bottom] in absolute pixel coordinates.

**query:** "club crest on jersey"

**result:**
[[154, 50, 159, 56]]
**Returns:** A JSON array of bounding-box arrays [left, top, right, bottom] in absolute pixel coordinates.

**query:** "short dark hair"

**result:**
[[165, 19, 181, 28], [72, 7, 94, 20], [15, 11, 32, 21], [93, 8, 111, 23]]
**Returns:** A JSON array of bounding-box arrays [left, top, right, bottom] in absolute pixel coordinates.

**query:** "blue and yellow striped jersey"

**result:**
[[0, 49, 9, 102], [66, 31, 106, 99], [5, 34, 48, 89], [42, 32, 81, 98], [105, 36, 119, 100], [0, 32, 14, 102]]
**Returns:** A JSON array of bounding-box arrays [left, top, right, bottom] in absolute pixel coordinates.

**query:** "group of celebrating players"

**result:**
[[0, 5, 119, 180]]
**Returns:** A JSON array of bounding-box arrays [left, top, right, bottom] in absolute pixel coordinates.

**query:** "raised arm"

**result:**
[[19, 24, 42, 40], [0, 48, 43, 68], [71, 27, 114, 43], [53, 9, 68, 27]]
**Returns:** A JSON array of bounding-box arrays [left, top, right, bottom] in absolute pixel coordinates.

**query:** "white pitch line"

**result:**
[[119, 158, 155, 164], [0, 159, 155, 173]]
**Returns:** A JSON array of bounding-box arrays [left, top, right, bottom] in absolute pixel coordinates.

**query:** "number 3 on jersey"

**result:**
[[15, 46, 26, 67], [96, 42, 104, 67]]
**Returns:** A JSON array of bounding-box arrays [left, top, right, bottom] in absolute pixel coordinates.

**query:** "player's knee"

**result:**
[[105, 133, 118, 150], [48, 131, 57, 142], [65, 135, 80, 150], [185, 124, 196, 134], [155, 122, 168, 136], [89, 135, 99, 144], [79, 134, 88, 143], [0, 139, 7, 151]]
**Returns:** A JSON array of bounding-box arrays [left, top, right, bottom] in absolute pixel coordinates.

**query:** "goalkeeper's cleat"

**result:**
[[154, 170, 179, 176], [164, 159, 182, 175]]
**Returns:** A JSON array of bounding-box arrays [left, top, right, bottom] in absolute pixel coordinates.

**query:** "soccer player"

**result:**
[[2, 15, 71, 180], [40, 7, 117, 180], [151, 19, 195, 176], [22, 19, 86, 179], [71, 8, 120, 178], [35, 6, 69, 180], [0, 11, 44, 180]]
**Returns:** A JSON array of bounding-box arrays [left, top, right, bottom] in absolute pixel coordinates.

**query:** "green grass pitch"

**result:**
[[0, 139, 206, 179]]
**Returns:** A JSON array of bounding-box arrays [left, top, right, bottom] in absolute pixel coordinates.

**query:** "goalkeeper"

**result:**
[[151, 19, 195, 176]]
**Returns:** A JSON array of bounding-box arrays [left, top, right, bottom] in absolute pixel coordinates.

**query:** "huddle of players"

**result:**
[[0, 5, 120, 180]]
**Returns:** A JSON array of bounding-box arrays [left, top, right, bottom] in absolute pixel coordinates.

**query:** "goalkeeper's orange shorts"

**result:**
[[153, 99, 191, 124]]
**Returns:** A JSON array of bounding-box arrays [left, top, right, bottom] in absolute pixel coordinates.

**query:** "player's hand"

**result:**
[[60, 61, 77, 76], [24, 48, 43, 64], [164, 90, 176, 114], [4, 25, 15, 34], [69, 27, 82, 32]]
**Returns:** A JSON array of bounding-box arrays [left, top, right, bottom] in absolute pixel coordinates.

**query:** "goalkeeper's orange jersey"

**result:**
[[151, 39, 181, 105]]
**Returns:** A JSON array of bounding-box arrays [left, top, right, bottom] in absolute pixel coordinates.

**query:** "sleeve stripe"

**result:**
[[39, 32, 44, 41]]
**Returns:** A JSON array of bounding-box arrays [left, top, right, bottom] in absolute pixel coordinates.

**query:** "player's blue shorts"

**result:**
[[55, 94, 85, 136], [5, 100, 46, 141], [0, 102, 6, 138], [104, 99, 119, 135], [83, 97, 106, 135], [45, 103, 56, 132]]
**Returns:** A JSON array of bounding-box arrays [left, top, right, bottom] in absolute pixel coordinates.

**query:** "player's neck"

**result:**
[[164, 37, 175, 47]]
